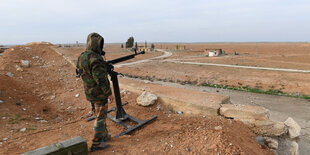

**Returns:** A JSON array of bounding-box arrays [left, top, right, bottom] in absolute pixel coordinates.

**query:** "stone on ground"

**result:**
[[221, 104, 286, 136], [255, 136, 265, 148], [290, 141, 299, 155], [5, 72, 14, 77], [21, 60, 30, 67], [220, 104, 269, 120], [239, 119, 286, 136], [284, 117, 301, 139], [137, 91, 158, 107], [264, 137, 278, 150]]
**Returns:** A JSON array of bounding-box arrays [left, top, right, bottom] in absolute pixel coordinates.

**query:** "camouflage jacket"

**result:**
[[76, 33, 112, 102]]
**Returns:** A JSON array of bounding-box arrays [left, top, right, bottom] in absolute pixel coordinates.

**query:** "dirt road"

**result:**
[[166, 60, 310, 73]]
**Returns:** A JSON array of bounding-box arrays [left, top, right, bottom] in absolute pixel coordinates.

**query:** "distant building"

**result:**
[[138, 47, 151, 52], [204, 49, 223, 57]]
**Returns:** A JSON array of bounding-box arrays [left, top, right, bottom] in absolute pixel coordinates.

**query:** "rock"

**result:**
[[255, 136, 265, 148], [120, 89, 129, 94], [284, 117, 301, 139], [21, 60, 30, 67], [3, 138, 8, 141], [264, 137, 278, 150], [0, 100, 3, 104], [214, 126, 222, 130], [290, 141, 299, 155], [253, 120, 286, 136], [32, 56, 39, 59], [15, 65, 23, 72], [220, 104, 269, 121], [75, 94, 80, 98], [143, 80, 150, 84], [35, 117, 41, 120], [136, 91, 158, 107], [50, 95, 56, 100], [177, 111, 183, 114], [39, 120, 48, 123], [22, 108, 27, 111], [221, 104, 285, 136], [5, 72, 14, 77], [240, 119, 286, 136], [20, 128, 26, 132]]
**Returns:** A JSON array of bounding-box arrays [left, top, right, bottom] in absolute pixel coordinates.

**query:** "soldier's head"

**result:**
[[86, 32, 105, 56]]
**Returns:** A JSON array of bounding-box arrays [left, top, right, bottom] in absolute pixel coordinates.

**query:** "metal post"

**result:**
[[110, 70, 127, 120]]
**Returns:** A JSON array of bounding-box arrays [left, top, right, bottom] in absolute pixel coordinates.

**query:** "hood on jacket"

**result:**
[[86, 32, 104, 55]]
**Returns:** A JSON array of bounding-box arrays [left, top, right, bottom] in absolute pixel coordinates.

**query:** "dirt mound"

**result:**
[[0, 44, 89, 148], [0, 44, 271, 154]]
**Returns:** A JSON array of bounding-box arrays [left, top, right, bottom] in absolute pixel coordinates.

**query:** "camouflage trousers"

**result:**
[[91, 100, 109, 142]]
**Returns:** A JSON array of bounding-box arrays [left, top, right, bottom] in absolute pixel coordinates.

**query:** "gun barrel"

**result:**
[[107, 51, 145, 64]]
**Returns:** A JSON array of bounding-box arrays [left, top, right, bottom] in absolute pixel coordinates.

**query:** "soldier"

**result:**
[[76, 32, 113, 151]]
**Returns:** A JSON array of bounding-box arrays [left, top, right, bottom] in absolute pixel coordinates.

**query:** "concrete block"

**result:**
[[220, 104, 269, 120], [119, 78, 229, 116], [290, 141, 299, 155], [264, 137, 278, 150], [20, 136, 88, 155], [237, 119, 286, 136], [284, 117, 301, 139]]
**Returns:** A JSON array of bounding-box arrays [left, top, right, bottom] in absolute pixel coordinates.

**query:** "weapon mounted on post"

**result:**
[[80, 49, 157, 138], [107, 50, 145, 65]]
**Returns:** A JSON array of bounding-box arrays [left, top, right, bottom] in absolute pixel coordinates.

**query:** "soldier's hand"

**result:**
[[108, 95, 114, 104]]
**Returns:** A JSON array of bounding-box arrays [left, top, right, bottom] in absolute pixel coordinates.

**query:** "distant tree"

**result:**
[[151, 43, 155, 50], [125, 36, 134, 48], [145, 41, 147, 48], [121, 44, 123, 48], [135, 42, 138, 49]]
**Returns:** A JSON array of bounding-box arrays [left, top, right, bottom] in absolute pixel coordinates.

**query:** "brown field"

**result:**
[[116, 43, 310, 96], [1, 42, 309, 154], [0, 43, 272, 154]]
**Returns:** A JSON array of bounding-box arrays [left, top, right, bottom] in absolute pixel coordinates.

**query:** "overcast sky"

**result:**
[[0, 0, 309, 44]]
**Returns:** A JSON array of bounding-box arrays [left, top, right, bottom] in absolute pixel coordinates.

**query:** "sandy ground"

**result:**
[[0, 44, 270, 154], [50, 42, 310, 154], [114, 43, 310, 96]]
